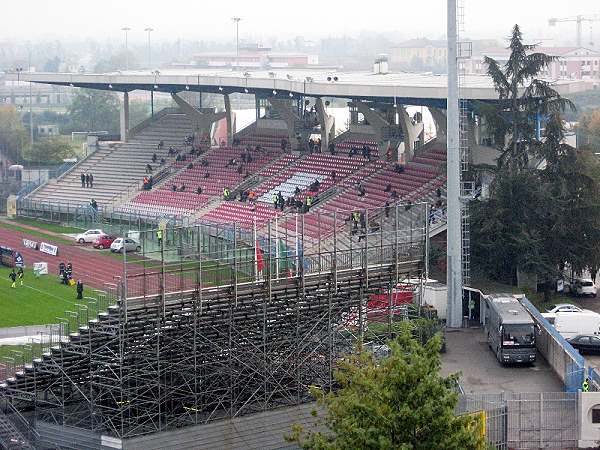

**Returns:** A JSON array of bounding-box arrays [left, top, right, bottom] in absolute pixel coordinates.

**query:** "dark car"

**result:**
[[93, 235, 117, 250], [568, 335, 600, 355]]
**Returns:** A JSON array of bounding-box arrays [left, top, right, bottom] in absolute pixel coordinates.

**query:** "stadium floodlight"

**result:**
[[185, 85, 189, 90], [243, 71, 251, 77], [121, 27, 131, 70], [272, 89, 277, 95], [289, 92, 294, 97], [218, 86, 224, 91], [305, 76, 313, 82], [144, 27, 154, 68], [269, 72, 276, 78], [108, 84, 113, 89], [244, 88, 249, 93], [153, 84, 159, 89]]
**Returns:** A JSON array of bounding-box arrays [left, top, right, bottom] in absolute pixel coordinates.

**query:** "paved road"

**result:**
[[441, 327, 563, 393]]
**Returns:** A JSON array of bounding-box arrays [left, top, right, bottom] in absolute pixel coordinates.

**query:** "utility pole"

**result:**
[[144, 27, 154, 69], [28, 45, 33, 148], [446, 0, 463, 328], [121, 27, 131, 71], [232, 17, 241, 70]]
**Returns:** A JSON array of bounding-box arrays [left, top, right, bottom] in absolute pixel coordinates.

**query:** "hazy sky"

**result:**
[[1, 0, 599, 44]]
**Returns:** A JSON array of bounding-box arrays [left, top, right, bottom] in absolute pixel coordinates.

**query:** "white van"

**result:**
[[552, 311, 600, 340]]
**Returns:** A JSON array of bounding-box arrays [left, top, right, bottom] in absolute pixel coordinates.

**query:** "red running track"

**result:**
[[0, 228, 124, 291]]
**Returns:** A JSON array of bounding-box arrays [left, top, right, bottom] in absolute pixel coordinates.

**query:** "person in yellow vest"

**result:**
[[306, 195, 313, 212], [156, 229, 163, 245], [17, 267, 24, 286], [223, 187, 230, 200], [583, 378, 590, 392]]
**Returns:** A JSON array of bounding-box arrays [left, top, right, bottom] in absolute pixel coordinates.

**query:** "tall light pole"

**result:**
[[144, 27, 154, 69], [232, 17, 241, 70], [27, 44, 33, 148], [121, 27, 131, 70], [446, 0, 463, 328]]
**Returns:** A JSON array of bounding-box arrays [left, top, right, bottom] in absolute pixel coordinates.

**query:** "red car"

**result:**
[[93, 235, 117, 250]]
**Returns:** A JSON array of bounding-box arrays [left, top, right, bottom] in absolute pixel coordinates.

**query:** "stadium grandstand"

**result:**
[[0, 69, 587, 449]]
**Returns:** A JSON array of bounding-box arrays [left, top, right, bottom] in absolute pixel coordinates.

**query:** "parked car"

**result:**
[[93, 235, 117, 250], [75, 229, 104, 244], [110, 237, 141, 253], [572, 278, 597, 298], [546, 304, 583, 314], [568, 335, 600, 355]]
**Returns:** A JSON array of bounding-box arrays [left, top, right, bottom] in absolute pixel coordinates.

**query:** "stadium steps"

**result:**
[[25, 112, 195, 210]]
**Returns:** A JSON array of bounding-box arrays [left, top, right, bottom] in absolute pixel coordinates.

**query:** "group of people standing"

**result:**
[[80, 172, 94, 188]]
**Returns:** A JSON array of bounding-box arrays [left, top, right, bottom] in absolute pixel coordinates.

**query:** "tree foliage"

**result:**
[[0, 105, 29, 164], [472, 25, 600, 297], [479, 24, 574, 171], [287, 326, 485, 450], [68, 89, 120, 133], [22, 136, 76, 164]]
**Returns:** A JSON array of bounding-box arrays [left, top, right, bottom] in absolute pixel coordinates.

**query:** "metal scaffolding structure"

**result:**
[[0, 203, 428, 442]]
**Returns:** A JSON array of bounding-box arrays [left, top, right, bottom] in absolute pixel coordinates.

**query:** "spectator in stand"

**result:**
[[157, 140, 164, 150], [248, 191, 256, 203], [305, 195, 313, 212], [143, 176, 150, 190], [168, 146, 175, 156], [179, 184, 186, 192], [237, 164, 244, 174], [90, 198, 98, 211], [294, 186, 301, 196], [385, 202, 390, 218], [357, 182, 366, 197], [316, 138, 322, 152], [390, 190, 398, 199], [160, 158, 166, 165], [85, 173, 90, 188], [204, 171, 210, 179], [394, 163, 404, 174], [187, 162, 194, 169], [197, 186, 203, 195], [176, 154, 182, 162], [384, 183, 392, 193], [201, 159, 209, 167], [436, 187, 442, 198], [328, 142, 335, 155], [272, 193, 278, 209], [152, 153, 157, 163], [278, 192, 285, 211], [223, 187, 231, 200], [89, 173, 94, 188], [148, 176, 153, 189], [359, 211, 366, 232], [80, 173, 85, 188], [172, 185, 177, 192], [146, 164, 153, 174], [280, 138, 288, 151], [331, 170, 337, 182]]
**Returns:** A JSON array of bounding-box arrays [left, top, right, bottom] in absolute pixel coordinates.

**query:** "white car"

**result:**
[[110, 237, 141, 253], [546, 304, 583, 314], [75, 229, 104, 244], [572, 279, 597, 298]]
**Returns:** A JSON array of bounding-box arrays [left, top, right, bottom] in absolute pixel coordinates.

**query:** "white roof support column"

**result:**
[[120, 91, 130, 142], [353, 100, 388, 143], [223, 93, 235, 145], [397, 104, 424, 160], [315, 98, 335, 152], [171, 92, 226, 135]]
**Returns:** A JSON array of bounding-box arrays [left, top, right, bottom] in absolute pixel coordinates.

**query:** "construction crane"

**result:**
[[549, 14, 600, 47]]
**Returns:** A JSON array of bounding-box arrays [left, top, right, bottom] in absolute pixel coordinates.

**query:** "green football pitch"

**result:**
[[0, 267, 94, 328]]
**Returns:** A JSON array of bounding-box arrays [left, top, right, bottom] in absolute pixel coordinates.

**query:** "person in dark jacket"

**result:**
[[9, 269, 16, 288], [85, 173, 90, 188], [81, 173, 85, 188], [76, 280, 84, 299]]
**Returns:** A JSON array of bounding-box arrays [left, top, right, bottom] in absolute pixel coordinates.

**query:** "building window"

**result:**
[[592, 408, 600, 424]]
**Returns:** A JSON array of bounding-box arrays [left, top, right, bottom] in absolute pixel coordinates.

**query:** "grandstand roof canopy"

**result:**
[[7, 69, 590, 107]]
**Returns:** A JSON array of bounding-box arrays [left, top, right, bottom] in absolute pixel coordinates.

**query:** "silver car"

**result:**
[[110, 237, 141, 253]]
